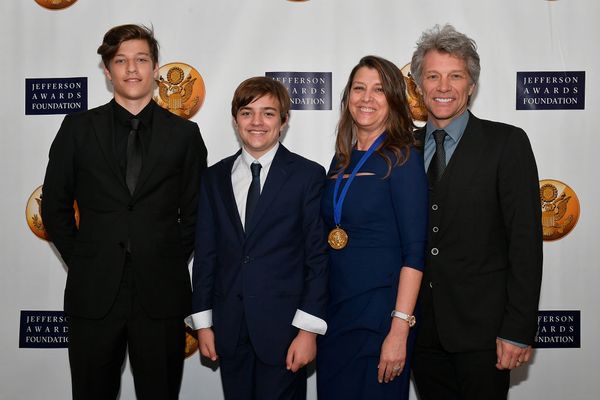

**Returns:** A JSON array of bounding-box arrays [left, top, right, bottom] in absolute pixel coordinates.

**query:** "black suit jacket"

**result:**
[[416, 112, 542, 352], [42, 100, 207, 319], [191, 144, 328, 365]]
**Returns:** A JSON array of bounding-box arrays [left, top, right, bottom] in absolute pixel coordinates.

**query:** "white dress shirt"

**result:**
[[186, 142, 327, 335]]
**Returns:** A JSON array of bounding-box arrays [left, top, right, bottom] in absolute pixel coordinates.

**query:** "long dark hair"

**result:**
[[335, 55, 415, 176]]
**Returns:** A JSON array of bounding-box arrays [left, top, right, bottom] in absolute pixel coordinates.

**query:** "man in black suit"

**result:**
[[186, 77, 328, 400], [41, 24, 207, 400], [409, 25, 543, 400]]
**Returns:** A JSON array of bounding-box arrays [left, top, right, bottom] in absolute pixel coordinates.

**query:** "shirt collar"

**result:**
[[425, 110, 470, 144], [241, 142, 279, 170], [112, 99, 154, 129]]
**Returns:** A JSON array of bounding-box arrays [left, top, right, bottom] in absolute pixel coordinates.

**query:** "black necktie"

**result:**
[[427, 129, 447, 186], [126, 118, 142, 195], [245, 162, 262, 229]]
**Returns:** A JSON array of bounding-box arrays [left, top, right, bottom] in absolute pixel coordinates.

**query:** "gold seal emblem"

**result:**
[[328, 227, 348, 250], [26, 185, 79, 241], [400, 63, 428, 123], [34, 0, 77, 10], [539, 179, 580, 241], [154, 62, 205, 119], [184, 326, 199, 358]]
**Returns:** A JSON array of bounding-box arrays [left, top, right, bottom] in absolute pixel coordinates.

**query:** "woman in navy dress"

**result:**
[[317, 56, 428, 399]]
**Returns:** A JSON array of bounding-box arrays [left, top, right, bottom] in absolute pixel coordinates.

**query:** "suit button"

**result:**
[[429, 281, 434, 288], [431, 204, 438, 211], [431, 248, 439, 255], [432, 226, 439, 233], [243, 256, 251, 264]]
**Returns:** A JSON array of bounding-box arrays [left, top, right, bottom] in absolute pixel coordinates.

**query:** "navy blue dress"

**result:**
[[317, 147, 428, 400]]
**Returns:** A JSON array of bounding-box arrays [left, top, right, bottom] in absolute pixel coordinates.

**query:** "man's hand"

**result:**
[[197, 327, 218, 361], [496, 338, 532, 370], [285, 330, 317, 373]]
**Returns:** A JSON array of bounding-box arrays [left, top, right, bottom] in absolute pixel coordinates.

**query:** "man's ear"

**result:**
[[281, 113, 289, 130], [103, 64, 112, 82], [468, 83, 476, 96]]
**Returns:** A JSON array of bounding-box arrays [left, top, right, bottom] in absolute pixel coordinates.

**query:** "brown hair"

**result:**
[[97, 24, 159, 68], [335, 55, 415, 176], [231, 77, 291, 124]]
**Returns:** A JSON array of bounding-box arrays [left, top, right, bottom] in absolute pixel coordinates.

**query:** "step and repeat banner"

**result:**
[[1, 0, 597, 399]]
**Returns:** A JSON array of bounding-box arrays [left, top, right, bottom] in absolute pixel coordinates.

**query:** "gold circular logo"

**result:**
[[328, 227, 348, 250], [400, 63, 428, 122], [185, 326, 199, 358], [26, 185, 79, 241], [154, 62, 205, 119], [539, 179, 580, 241], [34, 0, 77, 10]]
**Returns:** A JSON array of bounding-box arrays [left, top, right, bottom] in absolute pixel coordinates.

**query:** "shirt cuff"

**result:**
[[185, 310, 212, 330], [291, 309, 327, 335], [497, 337, 528, 348]]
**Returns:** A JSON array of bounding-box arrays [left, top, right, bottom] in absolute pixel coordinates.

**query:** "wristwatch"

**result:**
[[391, 310, 416, 327]]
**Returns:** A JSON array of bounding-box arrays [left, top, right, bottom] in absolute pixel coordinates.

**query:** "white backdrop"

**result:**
[[1, 0, 597, 399]]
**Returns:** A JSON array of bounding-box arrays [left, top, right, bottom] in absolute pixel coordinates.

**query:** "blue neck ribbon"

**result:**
[[332, 133, 386, 227]]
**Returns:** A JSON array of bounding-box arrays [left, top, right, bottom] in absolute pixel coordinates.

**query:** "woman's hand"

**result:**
[[377, 319, 409, 383]]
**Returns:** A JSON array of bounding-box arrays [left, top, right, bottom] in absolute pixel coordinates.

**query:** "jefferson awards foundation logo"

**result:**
[[517, 71, 585, 110], [266, 72, 332, 110], [26, 185, 79, 241], [539, 179, 580, 241], [154, 63, 205, 119], [534, 310, 580, 348], [19, 311, 69, 348], [26, 77, 87, 115], [34, 0, 77, 10]]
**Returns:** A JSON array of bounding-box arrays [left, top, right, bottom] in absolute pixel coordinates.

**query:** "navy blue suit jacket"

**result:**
[[191, 144, 328, 365]]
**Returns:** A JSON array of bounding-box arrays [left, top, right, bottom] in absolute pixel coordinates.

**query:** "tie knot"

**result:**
[[250, 162, 262, 178], [433, 129, 446, 145], [130, 118, 140, 131]]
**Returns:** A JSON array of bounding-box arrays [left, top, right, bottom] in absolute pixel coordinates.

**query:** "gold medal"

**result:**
[[328, 226, 348, 250]]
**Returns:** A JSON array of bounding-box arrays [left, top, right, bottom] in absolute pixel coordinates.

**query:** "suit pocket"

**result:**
[[67, 241, 99, 269]]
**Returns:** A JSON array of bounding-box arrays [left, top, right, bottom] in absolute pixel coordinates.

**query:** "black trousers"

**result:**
[[412, 305, 509, 400], [68, 257, 186, 400], [219, 316, 306, 400]]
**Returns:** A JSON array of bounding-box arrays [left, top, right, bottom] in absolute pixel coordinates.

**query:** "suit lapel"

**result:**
[[133, 102, 170, 198], [91, 103, 129, 193], [218, 151, 245, 239], [244, 144, 292, 237]]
